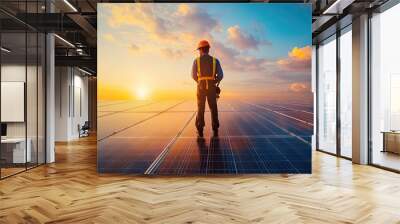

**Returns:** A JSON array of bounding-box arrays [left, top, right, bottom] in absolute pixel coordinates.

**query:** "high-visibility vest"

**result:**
[[197, 56, 216, 90]]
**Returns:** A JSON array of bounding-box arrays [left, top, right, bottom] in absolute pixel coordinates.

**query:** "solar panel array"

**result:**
[[98, 100, 313, 175]]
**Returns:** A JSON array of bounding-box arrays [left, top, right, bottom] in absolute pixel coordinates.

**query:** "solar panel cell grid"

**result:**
[[98, 100, 313, 174]]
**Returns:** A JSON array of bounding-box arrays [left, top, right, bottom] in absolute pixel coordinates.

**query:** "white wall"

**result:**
[[55, 67, 70, 141], [72, 73, 89, 138], [55, 67, 89, 141]]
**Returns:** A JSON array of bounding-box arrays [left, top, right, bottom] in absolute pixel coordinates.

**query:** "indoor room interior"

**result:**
[[0, 0, 400, 223]]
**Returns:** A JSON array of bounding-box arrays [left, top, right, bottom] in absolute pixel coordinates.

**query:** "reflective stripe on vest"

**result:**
[[196, 56, 216, 89]]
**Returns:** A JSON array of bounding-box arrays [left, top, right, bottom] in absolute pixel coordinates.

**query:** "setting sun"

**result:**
[[135, 86, 150, 100]]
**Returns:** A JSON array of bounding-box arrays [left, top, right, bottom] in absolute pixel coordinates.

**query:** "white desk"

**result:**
[[1, 138, 31, 163]]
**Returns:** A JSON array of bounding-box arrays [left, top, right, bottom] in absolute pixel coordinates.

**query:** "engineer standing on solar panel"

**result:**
[[191, 40, 224, 138]]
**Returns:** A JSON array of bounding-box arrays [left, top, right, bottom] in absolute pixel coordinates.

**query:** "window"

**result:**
[[339, 27, 352, 158], [390, 74, 400, 130], [0, 2, 46, 179], [370, 3, 400, 171], [317, 35, 337, 154]]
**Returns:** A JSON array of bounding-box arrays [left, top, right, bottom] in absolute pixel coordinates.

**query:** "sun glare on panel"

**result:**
[[135, 86, 150, 100]]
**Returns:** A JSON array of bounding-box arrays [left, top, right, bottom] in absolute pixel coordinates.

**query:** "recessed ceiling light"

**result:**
[[323, 0, 354, 15], [1, 47, 11, 53], [78, 67, 93, 76], [54, 34, 75, 48], [63, 0, 78, 12]]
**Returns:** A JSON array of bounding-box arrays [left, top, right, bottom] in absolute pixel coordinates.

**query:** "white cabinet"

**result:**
[[1, 138, 32, 163]]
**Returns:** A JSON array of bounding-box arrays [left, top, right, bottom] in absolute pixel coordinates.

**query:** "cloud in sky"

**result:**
[[277, 46, 311, 72], [107, 4, 171, 41], [227, 25, 270, 50], [289, 82, 308, 92], [289, 46, 311, 60], [213, 42, 312, 80], [104, 4, 273, 60], [213, 41, 273, 73], [175, 4, 219, 39], [160, 48, 184, 59], [106, 3, 219, 48], [103, 33, 115, 42], [129, 43, 140, 52], [264, 46, 312, 87]]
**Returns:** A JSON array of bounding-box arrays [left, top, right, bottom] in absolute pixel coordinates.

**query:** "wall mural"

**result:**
[[97, 3, 313, 175]]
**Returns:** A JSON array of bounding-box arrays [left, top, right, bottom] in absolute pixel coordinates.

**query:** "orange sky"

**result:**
[[97, 4, 312, 104]]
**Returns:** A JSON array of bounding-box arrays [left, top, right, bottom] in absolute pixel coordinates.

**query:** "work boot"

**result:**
[[197, 129, 204, 138], [213, 129, 218, 137]]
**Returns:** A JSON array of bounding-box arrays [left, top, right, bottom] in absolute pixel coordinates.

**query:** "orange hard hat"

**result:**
[[197, 40, 210, 50]]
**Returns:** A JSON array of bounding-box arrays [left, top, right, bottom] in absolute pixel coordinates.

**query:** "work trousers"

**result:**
[[196, 80, 219, 131]]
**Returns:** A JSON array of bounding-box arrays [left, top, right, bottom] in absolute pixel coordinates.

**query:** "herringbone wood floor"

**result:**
[[1, 136, 400, 224]]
